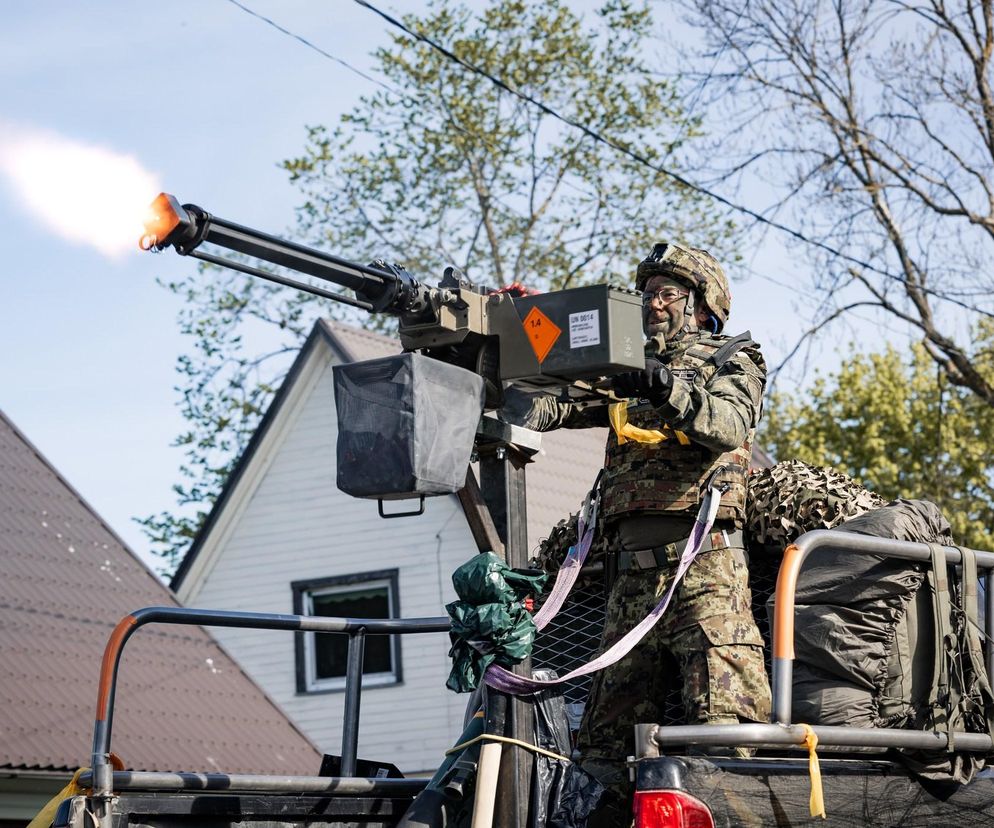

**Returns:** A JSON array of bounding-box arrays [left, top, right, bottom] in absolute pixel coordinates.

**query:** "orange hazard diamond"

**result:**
[[522, 306, 561, 363]]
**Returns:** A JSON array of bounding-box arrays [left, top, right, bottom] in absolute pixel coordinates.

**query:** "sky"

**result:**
[[0, 0, 806, 576]]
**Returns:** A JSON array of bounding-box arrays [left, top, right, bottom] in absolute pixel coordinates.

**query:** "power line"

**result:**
[[224, 0, 389, 91], [222, 0, 699, 266], [221, 0, 549, 235], [225, 0, 991, 320], [350, 0, 993, 320]]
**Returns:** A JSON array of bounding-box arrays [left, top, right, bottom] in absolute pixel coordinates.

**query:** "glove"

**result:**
[[498, 386, 546, 430], [611, 358, 672, 406]]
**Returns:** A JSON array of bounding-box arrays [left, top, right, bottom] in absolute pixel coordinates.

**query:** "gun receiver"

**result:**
[[141, 192, 644, 407]]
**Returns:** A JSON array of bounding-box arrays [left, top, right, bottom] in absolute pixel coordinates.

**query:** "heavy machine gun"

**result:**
[[141, 192, 644, 408], [138, 191, 646, 828]]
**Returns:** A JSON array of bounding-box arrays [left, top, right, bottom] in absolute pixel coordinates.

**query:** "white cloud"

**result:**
[[0, 123, 160, 259]]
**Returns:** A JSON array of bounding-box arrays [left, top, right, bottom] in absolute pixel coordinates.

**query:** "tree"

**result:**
[[762, 325, 994, 550], [683, 0, 994, 403], [140, 0, 734, 573]]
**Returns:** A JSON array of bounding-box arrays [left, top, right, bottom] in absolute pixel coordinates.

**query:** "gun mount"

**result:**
[[141, 193, 644, 407]]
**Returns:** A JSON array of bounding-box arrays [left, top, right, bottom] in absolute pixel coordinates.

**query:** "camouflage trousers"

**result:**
[[577, 543, 772, 767]]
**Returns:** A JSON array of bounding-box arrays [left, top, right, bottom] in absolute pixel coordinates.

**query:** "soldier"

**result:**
[[508, 242, 772, 807]]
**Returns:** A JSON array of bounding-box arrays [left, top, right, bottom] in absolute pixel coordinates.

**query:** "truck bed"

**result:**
[[637, 754, 994, 827]]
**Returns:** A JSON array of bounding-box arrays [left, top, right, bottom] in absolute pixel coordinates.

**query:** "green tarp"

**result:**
[[446, 552, 547, 693]]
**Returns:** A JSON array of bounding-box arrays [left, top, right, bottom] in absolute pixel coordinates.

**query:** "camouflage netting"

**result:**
[[532, 514, 581, 575], [746, 459, 887, 555], [532, 512, 616, 576]]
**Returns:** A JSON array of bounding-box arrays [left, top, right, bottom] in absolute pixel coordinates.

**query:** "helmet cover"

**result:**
[[636, 242, 731, 331]]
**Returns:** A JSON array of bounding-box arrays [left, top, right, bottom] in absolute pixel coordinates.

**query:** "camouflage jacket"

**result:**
[[518, 331, 767, 525]]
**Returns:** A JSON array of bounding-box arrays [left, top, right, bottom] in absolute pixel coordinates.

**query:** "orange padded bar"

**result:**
[[95, 615, 137, 721], [773, 543, 803, 660]]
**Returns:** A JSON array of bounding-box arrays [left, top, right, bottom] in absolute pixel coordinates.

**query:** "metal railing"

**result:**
[[646, 530, 994, 756], [89, 606, 450, 828]]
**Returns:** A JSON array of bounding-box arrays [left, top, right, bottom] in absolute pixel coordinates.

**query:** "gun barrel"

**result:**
[[140, 193, 423, 314], [202, 214, 392, 297]]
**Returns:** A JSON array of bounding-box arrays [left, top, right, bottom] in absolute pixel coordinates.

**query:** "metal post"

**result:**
[[342, 629, 367, 777], [479, 448, 529, 564], [986, 570, 994, 684], [479, 442, 534, 828]]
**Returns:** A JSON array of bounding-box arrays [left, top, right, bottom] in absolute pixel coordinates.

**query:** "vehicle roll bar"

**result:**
[[90, 606, 450, 828], [644, 530, 994, 758]]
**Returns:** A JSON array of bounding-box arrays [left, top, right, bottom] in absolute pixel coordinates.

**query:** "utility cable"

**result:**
[[351, 0, 993, 320], [225, 0, 388, 91], [226, 0, 992, 319]]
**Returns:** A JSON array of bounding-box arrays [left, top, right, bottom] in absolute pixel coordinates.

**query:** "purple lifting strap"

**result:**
[[530, 484, 601, 632], [484, 484, 724, 695]]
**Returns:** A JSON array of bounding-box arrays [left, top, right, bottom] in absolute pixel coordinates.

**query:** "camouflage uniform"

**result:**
[[577, 536, 768, 756], [523, 328, 772, 785]]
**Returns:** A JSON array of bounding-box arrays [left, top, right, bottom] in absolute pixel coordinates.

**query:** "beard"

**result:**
[[641, 291, 698, 339], [643, 311, 690, 340], [644, 318, 670, 337]]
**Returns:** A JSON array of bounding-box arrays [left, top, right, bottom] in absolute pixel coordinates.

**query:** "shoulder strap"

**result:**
[[960, 546, 982, 656], [708, 331, 755, 371], [927, 543, 953, 735], [958, 547, 994, 742]]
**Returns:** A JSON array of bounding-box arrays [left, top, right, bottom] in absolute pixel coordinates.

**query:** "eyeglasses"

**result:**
[[642, 287, 689, 306]]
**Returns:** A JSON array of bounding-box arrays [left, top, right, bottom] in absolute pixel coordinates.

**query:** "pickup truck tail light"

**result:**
[[633, 790, 715, 828]]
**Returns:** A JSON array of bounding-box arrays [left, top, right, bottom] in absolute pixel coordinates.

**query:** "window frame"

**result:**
[[291, 568, 402, 694]]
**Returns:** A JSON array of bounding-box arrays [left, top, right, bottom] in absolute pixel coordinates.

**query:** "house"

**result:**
[[0, 410, 322, 827], [171, 320, 608, 774]]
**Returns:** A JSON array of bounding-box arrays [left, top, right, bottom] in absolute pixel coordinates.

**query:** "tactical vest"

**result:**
[[599, 333, 758, 526]]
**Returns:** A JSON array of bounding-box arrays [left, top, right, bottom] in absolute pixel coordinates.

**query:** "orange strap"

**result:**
[[26, 768, 89, 828]]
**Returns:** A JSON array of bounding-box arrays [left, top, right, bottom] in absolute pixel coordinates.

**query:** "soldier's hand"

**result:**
[[611, 357, 672, 405], [498, 386, 546, 430]]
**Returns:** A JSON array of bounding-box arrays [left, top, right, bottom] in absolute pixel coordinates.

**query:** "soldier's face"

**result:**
[[642, 275, 697, 339]]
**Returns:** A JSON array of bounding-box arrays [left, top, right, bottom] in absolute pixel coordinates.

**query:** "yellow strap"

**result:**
[[608, 402, 690, 446], [444, 733, 570, 763], [26, 767, 89, 828], [799, 724, 827, 820]]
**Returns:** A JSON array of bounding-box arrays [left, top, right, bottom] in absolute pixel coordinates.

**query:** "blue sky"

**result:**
[[0, 1, 385, 568], [1, 1, 807, 574]]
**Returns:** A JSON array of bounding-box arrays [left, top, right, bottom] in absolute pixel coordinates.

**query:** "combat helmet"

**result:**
[[635, 242, 731, 331]]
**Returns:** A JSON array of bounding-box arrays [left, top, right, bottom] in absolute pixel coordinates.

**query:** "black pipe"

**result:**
[[91, 605, 450, 798], [341, 629, 367, 776]]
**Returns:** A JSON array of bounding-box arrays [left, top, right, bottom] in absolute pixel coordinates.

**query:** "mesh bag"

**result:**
[[333, 354, 485, 500]]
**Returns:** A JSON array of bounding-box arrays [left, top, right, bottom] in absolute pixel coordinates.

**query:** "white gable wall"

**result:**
[[182, 343, 477, 773]]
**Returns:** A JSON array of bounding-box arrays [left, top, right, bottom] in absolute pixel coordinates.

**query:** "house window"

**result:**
[[292, 569, 402, 693]]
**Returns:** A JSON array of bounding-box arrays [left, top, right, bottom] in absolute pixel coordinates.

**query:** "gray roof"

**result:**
[[0, 409, 322, 774]]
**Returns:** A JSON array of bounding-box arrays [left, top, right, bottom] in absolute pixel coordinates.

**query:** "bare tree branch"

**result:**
[[684, 0, 994, 403]]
